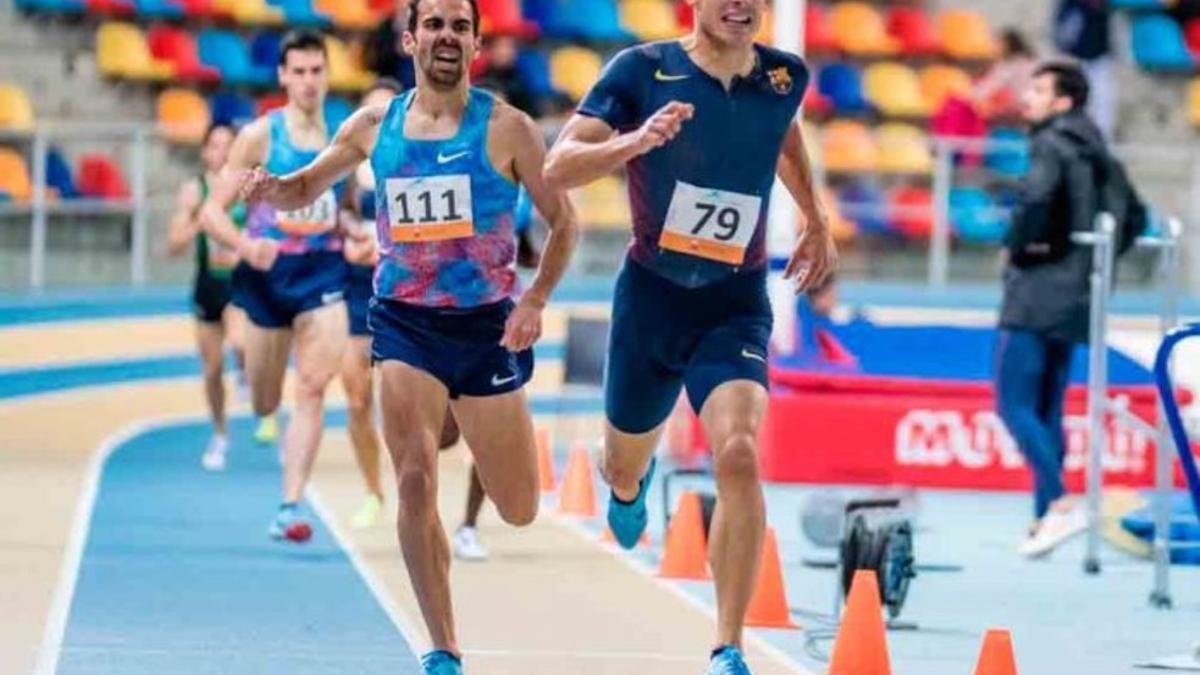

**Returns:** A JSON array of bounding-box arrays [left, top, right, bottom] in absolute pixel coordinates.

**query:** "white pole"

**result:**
[[767, 0, 805, 356]]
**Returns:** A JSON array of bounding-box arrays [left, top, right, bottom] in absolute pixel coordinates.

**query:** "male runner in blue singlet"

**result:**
[[238, 2, 579, 671], [545, 1, 837, 672]]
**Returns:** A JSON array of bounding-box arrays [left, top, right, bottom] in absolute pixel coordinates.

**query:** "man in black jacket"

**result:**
[[997, 61, 1105, 558]]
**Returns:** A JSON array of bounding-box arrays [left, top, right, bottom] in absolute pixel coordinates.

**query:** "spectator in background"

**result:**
[[1053, 0, 1115, 138], [363, 4, 416, 88], [475, 34, 546, 117], [974, 28, 1037, 119], [996, 62, 1106, 559]]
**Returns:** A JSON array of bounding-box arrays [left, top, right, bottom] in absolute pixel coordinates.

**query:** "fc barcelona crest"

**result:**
[[768, 67, 793, 95]]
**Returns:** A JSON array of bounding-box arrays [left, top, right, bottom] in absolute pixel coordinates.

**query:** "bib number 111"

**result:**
[[386, 174, 474, 243]]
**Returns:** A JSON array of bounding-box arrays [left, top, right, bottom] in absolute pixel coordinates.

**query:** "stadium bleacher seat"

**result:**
[[87, 0, 135, 16], [198, 29, 275, 87], [0, 148, 33, 203], [889, 186, 934, 239], [134, 0, 183, 19], [257, 92, 287, 116], [268, 0, 331, 27], [831, 2, 898, 56], [876, 123, 932, 174], [805, 3, 836, 53], [864, 62, 928, 118], [77, 153, 130, 200], [524, 0, 628, 41], [46, 147, 78, 200], [210, 91, 256, 126], [16, 0, 87, 12], [515, 49, 555, 99], [314, 0, 380, 30], [818, 62, 872, 115], [1132, 14, 1196, 70], [326, 35, 374, 91], [157, 88, 211, 145], [886, 6, 941, 56], [1187, 77, 1200, 126], [1185, 18, 1200, 60], [621, 0, 682, 41], [985, 127, 1030, 177], [920, 64, 973, 111], [1110, 0, 1170, 8], [250, 31, 282, 73], [938, 10, 999, 60], [551, 46, 603, 102], [96, 22, 174, 81], [951, 186, 1006, 242], [147, 27, 221, 84], [479, 0, 540, 38], [0, 84, 35, 132], [838, 179, 890, 235], [821, 120, 878, 173], [174, 0, 218, 19], [573, 176, 630, 230]]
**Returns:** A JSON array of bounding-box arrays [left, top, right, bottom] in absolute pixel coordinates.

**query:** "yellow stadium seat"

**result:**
[[875, 123, 932, 174], [921, 64, 973, 111], [1189, 78, 1200, 127], [315, 0, 380, 30], [326, 36, 374, 92], [621, 0, 683, 41], [158, 88, 211, 145], [938, 10, 999, 60], [0, 84, 35, 132], [864, 62, 929, 118], [821, 120, 877, 173], [97, 23, 175, 81], [831, 2, 899, 56], [573, 176, 630, 230], [220, 0, 284, 26], [756, 5, 774, 44], [551, 47, 603, 103], [0, 148, 32, 203]]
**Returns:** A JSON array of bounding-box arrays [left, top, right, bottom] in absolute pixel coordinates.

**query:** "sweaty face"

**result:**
[[692, 0, 765, 47], [405, 0, 479, 90], [1022, 74, 1069, 125], [279, 49, 329, 113], [201, 127, 234, 172]]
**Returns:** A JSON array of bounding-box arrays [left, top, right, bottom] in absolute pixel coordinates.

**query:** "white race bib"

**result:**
[[385, 174, 474, 243], [659, 181, 762, 265], [277, 189, 338, 236]]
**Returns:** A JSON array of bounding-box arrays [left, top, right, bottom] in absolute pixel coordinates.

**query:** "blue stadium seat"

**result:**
[[951, 186, 1006, 243], [1109, 0, 1168, 9], [198, 29, 275, 86], [266, 0, 332, 26], [16, 0, 86, 10], [47, 147, 79, 199], [838, 180, 890, 236], [209, 91, 256, 126], [818, 62, 872, 115], [250, 31, 283, 72], [134, 0, 184, 19], [515, 49, 555, 97], [1131, 14, 1196, 71], [985, 128, 1029, 178], [523, 0, 629, 40]]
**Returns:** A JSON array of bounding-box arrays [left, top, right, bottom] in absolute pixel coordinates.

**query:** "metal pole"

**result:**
[[928, 139, 952, 288], [30, 130, 48, 289], [1081, 214, 1116, 576], [130, 128, 148, 285], [1149, 217, 1182, 609]]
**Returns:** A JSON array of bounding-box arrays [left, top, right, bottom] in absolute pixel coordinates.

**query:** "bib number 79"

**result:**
[[691, 202, 741, 241], [660, 181, 760, 265]]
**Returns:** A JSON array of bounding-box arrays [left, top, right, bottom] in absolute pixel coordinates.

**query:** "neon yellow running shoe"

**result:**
[[254, 415, 279, 445], [350, 493, 384, 530]]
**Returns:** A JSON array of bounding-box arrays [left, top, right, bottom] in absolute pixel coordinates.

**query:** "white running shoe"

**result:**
[[201, 434, 228, 472], [1019, 504, 1088, 558], [452, 526, 489, 562]]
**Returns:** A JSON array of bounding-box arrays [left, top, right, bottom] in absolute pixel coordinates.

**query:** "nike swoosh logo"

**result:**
[[655, 69, 690, 82], [491, 373, 519, 387], [437, 150, 470, 164], [741, 349, 766, 363]]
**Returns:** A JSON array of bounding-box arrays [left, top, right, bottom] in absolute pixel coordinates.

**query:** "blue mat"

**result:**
[[1121, 492, 1200, 565]]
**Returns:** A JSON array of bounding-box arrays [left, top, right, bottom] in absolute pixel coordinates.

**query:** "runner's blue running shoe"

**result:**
[[707, 646, 752, 675], [606, 456, 657, 549], [421, 650, 463, 675]]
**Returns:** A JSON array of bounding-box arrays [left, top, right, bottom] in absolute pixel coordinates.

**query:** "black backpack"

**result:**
[[1097, 153, 1150, 256]]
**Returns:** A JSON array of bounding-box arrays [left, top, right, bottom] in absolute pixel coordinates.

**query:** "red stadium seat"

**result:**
[[86, 0, 135, 16], [805, 3, 837, 53], [478, 0, 540, 38], [256, 92, 287, 115], [887, 6, 941, 56], [76, 154, 130, 200], [147, 26, 221, 84], [1185, 18, 1200, 59], [889, 186, 934, 238]]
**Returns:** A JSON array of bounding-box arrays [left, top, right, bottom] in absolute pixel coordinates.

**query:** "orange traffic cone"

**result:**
[[658, 491, 710, 580], [744, 527, 798, 629], [536, 427, 556, 492], [557, 443, 596, 517], [828, 570, 891, 675], [602, 526, 651, 548], [972, 629, 1018, 675]]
